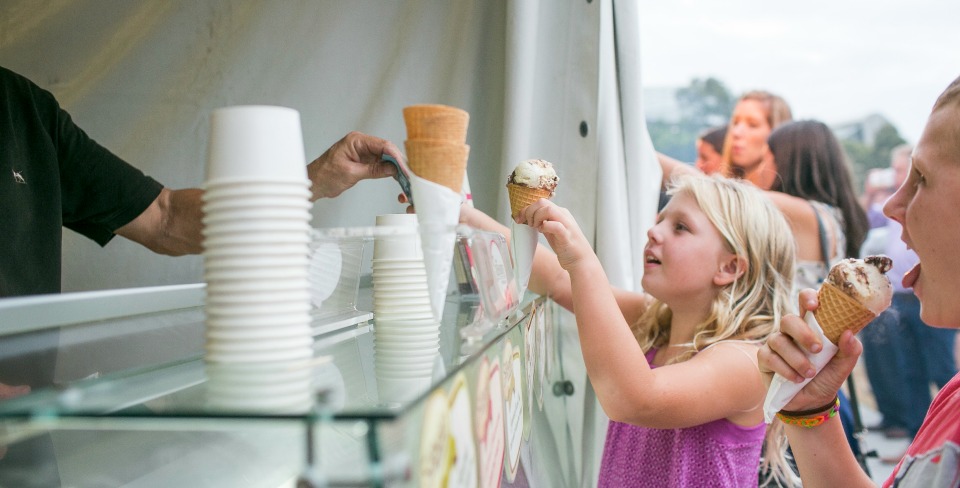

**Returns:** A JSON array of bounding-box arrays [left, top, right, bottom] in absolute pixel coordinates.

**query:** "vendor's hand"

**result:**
[[307, 132, 402, 200], [758, 289, 862, 411], [515, 200, 591, 271]]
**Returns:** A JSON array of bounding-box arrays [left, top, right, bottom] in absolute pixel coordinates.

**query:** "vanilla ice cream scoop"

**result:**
[[824, 255, 894, 315], [507, 159, 559, 193]]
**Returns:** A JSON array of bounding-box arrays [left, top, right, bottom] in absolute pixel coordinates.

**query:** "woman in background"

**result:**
[[720, 90, 793, 184]]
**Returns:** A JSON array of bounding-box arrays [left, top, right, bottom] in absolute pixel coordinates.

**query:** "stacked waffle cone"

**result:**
[[814, 282, 879, 345], [402, 104, 469, 193]]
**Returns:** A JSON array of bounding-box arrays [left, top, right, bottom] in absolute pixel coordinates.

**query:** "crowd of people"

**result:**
[[3, 59, 960, 487]]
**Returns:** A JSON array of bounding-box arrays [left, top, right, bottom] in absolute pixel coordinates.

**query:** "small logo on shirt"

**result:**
[[12, 170, 25, 184]]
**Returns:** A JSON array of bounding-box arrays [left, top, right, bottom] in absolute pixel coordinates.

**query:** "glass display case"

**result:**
[[0, 231, 583, 487]]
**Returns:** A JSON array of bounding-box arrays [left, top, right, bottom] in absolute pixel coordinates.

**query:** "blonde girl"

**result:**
[[463, 174, 796, 486]]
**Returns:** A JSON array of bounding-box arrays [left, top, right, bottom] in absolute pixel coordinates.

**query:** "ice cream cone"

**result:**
[[404, 140, 469, 193], [403, 104, 469, 143], [813, 282, 877, 345], [507, 183, 552, 218]]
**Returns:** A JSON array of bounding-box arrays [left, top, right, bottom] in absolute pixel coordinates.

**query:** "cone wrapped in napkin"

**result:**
[[506, 159, 559, 299], [506, 159, 559, 217], [762, 255, 893, 423], [401, 104, 470, 322]]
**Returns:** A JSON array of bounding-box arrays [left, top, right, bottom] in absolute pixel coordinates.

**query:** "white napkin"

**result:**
[[510, 222, 538, 300], [409, 174, 461, 322], [762, 311, 840, 423]]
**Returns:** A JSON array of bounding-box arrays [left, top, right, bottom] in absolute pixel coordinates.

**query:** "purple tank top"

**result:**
[[597, 348, 766, 487]]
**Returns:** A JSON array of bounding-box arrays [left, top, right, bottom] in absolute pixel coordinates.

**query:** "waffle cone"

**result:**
[[403, 104, 469, 143], [507, 183, 552, 218], [404, 140, 469, 193], [813, 282, 878, 345]]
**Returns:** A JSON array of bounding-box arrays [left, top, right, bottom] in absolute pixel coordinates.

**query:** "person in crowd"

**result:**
[[461, 173, 798, 486], [758, 74, 960, 487], [0, 65, 404, 298], [860, 145, 910, 229], [720, 90, 793, 183], [860, 143, 957, 444], [695, 125, 728, 174]]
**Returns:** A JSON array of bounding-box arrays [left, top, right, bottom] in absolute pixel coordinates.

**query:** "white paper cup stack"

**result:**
[[202, 105, 314, 413], [372, 214, 441, 403]]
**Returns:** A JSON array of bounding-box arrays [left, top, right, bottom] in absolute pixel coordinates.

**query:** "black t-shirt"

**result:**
[[0, 66, 163, 297]]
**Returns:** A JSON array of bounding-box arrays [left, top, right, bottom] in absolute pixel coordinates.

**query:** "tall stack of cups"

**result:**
[[202, 105, 314, 413], [372, 214, 441, 403]]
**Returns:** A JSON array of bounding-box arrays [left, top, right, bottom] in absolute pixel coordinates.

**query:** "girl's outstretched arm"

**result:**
[[459, 204, 645, 315], [519, 199, 768, 429]]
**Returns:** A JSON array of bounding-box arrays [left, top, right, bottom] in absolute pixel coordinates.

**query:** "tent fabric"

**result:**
[[1, 1, 659, 486]]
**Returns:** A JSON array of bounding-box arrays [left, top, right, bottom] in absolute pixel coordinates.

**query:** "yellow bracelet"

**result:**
[[776, 397, 840, 428]]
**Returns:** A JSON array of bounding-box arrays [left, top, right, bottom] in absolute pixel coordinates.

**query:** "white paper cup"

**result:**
[[205, 290, 311, 305], [205, 314, 311, 329], [372, 281, 430, 290], [205, 301, 311, 317], [206, 335, 312, 352], [371, 258, 428, 268], [374, 354, 437, 368], [370, 269, 427, 279], [203, 207, 312, 224], [203, 232, 310, 248], [372, 276, 431, 286], [203, 243, 310, 258], [375, 213, 419, 227], [206, 105, 307, 183], [374, 214, 423, 261], [203, 181, 311, 199], [204, 256, 310, 271], [205, 345, 313, 363], [372, 292, 431, 302], [373, 296, 432, 308], [204, 267, 309, 281], [203, 196, 312, 213], [375, 341, 439, 352], [203, 221, 310, 237], [206, 324, 311, 339]]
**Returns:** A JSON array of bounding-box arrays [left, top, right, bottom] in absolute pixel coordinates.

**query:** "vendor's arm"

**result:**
[[115, 188, 204, 256], [758, 290, 874, 487]]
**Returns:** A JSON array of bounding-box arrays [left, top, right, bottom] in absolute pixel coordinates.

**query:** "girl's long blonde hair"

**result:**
[[633, 174, 795, 357], [632, 174, 798, 487]]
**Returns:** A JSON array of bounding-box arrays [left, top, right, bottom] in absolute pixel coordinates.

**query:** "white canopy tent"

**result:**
[[0, 1, 660, 485]]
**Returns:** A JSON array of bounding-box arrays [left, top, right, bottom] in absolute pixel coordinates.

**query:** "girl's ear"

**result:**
[[714, 254, 747, 286]]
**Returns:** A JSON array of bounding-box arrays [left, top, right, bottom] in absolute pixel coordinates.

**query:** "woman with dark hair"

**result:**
[[766, 120, 870, 263], [695, 125, 728, 174]]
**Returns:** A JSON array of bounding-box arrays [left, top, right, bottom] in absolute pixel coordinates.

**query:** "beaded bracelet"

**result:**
[[776, 397, 841, 428]]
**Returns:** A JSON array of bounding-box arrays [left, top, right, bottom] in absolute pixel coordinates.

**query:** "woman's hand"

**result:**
[[758, 289, 863, 411], [515, 199, 592, 272]]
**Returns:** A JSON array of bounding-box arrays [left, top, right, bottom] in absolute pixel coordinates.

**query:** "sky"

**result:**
[[638, 0, 960, 144]]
